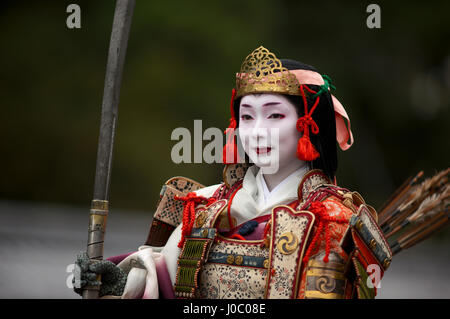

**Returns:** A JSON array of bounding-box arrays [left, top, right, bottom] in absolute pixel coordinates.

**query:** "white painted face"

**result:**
[[238, 94, 303, 174]]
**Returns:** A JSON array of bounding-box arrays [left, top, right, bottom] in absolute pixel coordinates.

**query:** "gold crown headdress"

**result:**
[[235, 46, 301, 97]]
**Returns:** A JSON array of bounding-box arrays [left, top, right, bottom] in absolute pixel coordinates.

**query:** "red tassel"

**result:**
[[222, 89, 240, 164], [296, 85, 321, 162], [175, 193, 213, 248], [297, 134, 320, 161]]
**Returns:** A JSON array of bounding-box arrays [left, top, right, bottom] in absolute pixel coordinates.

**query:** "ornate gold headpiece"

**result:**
[[235, 46, 301, 98]]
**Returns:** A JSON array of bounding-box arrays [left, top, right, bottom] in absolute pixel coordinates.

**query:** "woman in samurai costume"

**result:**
[[74, 46, 392, 299]]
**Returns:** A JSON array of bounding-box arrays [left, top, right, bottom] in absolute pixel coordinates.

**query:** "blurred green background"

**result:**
[[1, 0, 449, 214]]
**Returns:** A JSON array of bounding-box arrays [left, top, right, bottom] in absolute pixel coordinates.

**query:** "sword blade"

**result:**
[[83, 0, 135, 299]]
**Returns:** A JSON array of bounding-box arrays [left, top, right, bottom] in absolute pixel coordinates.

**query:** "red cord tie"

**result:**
[[174, 192, 216, 248], [303, 201, 349, 264], [296, 85, 321, 161], [296, 115, 319, 135]]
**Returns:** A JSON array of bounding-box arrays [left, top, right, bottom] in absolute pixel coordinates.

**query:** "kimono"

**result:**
[[107, 163, 392, 299]]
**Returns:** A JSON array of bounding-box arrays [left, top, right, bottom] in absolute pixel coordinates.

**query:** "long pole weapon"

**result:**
[[83, 0, 135, 299]]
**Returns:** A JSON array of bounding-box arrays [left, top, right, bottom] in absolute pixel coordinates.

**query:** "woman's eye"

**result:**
[[241, 115, 253, 120], [268, 113, 285, 119]]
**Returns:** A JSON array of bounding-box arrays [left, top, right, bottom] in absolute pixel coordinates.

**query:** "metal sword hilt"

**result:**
[[82, 199, 109, 299]]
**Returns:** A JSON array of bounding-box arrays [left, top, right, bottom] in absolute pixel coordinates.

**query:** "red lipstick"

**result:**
[[255, 147, 272, 154]]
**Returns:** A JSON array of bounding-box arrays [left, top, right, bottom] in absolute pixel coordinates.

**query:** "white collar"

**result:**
[[230, 165, 309, 224], [258, 166, 309, 205]]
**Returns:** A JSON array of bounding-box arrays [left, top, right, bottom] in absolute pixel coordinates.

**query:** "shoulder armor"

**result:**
[[347, 204, 392, 269], [145, 176, 204, 247], [341, 190, 378, 222], [300, 178, 389, 299], [340, 203, 392, 298], [303, 184, 378, 223]]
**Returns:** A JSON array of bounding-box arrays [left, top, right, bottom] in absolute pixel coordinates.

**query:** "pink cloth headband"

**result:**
[[290, 69, 354, 151]]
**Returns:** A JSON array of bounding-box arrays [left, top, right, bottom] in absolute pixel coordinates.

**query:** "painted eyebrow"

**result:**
[[241, 102, 281, 108]]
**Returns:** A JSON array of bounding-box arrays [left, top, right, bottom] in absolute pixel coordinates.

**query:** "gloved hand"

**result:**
[[73, 252, 128, 297]]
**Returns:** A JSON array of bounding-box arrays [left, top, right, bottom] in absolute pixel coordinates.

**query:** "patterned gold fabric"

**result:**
[[199, 239, 269, 299], [146, 177, 204, 246]]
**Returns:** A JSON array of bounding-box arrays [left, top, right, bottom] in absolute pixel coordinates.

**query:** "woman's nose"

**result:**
[[251, 124, 268, 143]]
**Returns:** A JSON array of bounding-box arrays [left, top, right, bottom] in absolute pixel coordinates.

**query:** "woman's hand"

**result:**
[[73, 252, 128, 297]]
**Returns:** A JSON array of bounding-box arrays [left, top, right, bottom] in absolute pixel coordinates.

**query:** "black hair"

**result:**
[[233, 59, 338, 180]]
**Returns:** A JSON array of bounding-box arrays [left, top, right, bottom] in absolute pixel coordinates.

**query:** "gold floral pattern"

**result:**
[[200, 264, 267, 299], [199, 238, 269, 299]]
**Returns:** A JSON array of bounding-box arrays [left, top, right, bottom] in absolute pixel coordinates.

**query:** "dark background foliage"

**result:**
[[1, 0, 449, 213]]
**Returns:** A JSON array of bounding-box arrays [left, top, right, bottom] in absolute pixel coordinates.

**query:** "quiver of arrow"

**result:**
[[378, 168, 450, 255]]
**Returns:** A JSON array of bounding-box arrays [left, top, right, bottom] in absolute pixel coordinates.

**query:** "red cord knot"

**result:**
[[296, 115, 319, 135], [174, 192, 217, 248], [302, 201, 349, 264]]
